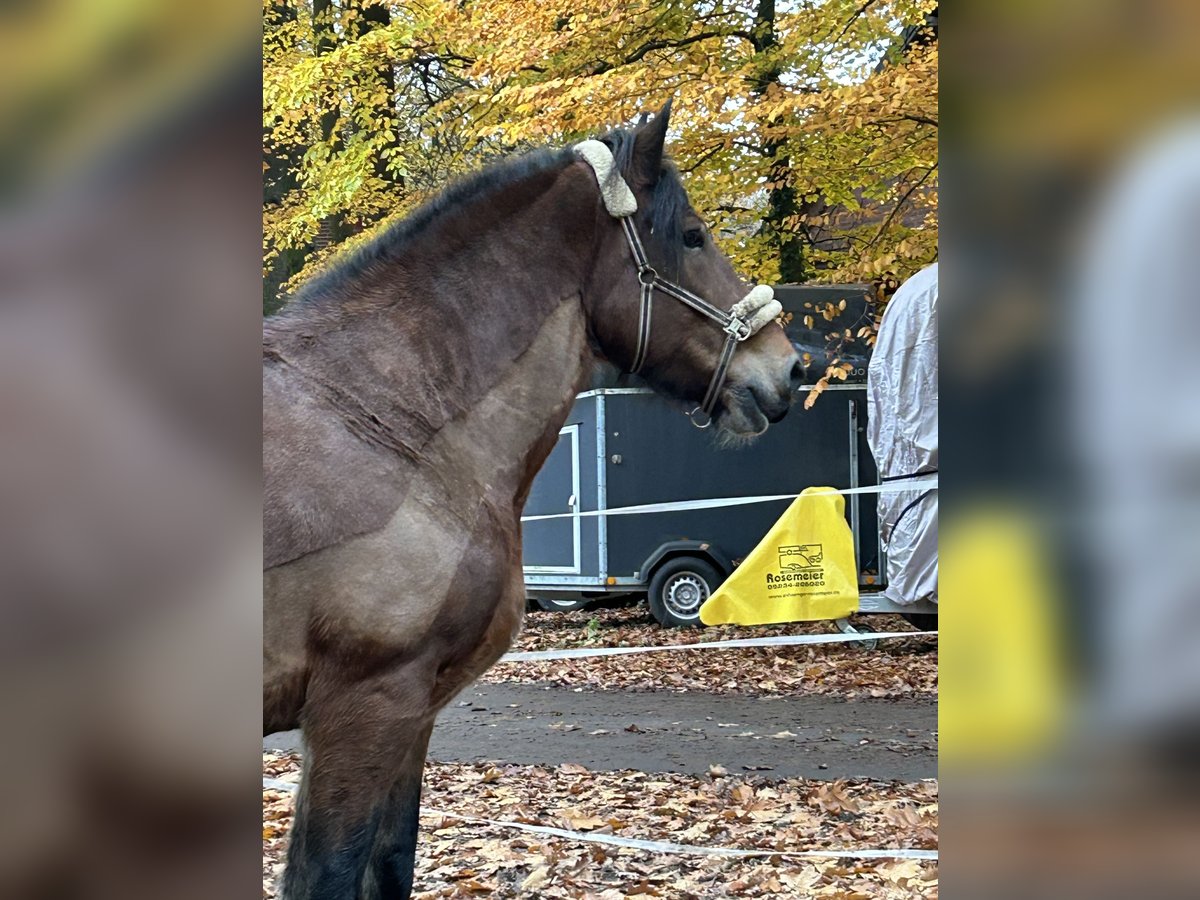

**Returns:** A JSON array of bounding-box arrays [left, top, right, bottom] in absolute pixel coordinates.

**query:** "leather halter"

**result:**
[[574, 139, 779, 429], [619, 216, 755, 428]]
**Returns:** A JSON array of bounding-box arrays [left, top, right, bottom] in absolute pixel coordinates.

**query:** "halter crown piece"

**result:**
[[573, 140, 782, 428]]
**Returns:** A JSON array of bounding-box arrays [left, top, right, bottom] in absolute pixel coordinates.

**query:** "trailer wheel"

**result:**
[[648, 557, 720, 627], [533, 597, 591, 613]]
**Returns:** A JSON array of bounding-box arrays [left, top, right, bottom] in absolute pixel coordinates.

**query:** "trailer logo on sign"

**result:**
[[778, 544, 823, 571], [764, 543, 826, 589]]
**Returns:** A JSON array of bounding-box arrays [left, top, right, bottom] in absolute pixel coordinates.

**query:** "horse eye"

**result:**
[[683, 228, 705, 249]]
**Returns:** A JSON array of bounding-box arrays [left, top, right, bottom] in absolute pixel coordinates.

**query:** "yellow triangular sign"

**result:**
[[700, 487, 860, 625]]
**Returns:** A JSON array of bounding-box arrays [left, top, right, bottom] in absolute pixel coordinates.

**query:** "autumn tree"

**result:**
[[263, 0, 937, 309], [263, 0, 460, 309]]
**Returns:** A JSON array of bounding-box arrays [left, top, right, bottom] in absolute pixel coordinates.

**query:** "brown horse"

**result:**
[[263, 103, 801, 899]]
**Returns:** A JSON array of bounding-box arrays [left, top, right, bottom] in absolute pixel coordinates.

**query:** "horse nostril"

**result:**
[[788, 358, 805, 391]]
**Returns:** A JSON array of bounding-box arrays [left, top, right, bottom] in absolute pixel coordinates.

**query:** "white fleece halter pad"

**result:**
[[573, 140, 638, 217], [733, 284, 783, 335]]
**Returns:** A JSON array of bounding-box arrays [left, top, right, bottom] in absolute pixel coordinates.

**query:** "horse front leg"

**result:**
[[358, 721, 434, 900], [281, 670, 433, 900]]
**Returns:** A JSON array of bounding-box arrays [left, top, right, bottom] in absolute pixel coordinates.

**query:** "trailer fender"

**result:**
[[638, 541, 735, 583]]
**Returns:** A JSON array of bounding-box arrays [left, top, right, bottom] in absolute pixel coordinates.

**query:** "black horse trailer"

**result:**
[[521, 285, 937, 627]]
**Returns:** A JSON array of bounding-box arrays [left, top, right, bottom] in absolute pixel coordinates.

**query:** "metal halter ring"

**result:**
[[724, 317, 753, 341], [687, 406, 713, 429], [637, 267, 657, 286]]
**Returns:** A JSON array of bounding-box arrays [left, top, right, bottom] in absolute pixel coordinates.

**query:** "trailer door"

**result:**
[[521, 424, 581, 574]]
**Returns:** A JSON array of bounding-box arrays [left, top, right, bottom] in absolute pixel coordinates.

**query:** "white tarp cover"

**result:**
[[1075, 123, 1200, 730], [867, 263, 938, 605]]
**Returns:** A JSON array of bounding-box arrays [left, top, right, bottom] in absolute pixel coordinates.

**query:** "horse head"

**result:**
[[577, 101, 802, 437]]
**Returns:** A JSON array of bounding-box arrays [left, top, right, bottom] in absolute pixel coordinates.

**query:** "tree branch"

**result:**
[[591, 30, 737, 74], [902, 113, 938, 128], [732, 139, 768, 156], [680, 142, 725, 173], [835, 0, 881, 42], [865, 164, 937, 250]]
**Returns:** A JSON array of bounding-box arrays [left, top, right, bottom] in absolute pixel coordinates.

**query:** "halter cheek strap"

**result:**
[[574, 140, 781, 428]]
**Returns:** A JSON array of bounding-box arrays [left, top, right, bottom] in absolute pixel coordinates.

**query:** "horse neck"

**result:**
[[420, 296, 593, 509], [271, 162, 601, 487]]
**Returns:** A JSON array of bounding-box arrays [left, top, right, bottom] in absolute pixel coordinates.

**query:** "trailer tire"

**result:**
[[533, 597, 591, 613], [647, 557, 720, 628]]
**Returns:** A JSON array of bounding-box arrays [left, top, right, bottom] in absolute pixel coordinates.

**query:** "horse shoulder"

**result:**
[[262, 360, 410, 569]]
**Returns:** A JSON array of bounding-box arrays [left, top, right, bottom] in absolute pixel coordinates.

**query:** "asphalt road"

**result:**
[[265, 682, 936, 781]]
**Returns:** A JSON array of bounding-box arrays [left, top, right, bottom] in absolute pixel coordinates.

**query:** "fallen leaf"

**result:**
[[811, 781, 861, 815], [562, 814, 609, 831], [627, 879, 661, 895], [521, 866, 550, 890]]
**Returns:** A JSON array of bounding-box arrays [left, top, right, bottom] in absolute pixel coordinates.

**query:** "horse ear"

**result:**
[[630, 98, 672, 187]]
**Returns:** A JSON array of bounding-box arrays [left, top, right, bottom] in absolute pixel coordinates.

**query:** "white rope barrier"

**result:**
[[423, 810, 939, 862], [520, 476, 937, 522], [262, 778, 936, 862], [498, 630, 935, 663]]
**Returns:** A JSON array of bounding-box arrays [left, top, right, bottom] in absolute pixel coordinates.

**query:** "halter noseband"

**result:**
[[575, 140, 781, 428]]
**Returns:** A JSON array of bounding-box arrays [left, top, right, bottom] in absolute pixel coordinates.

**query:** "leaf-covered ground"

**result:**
[[264, 753, 937, 898], [482, 606, 937, 700], [264, 606, 938, 895]]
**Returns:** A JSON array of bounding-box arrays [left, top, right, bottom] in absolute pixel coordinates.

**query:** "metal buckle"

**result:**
[[687, 406, 713, 429], [724, 317, 753, 341]]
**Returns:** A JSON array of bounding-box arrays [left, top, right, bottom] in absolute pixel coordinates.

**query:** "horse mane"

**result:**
[[267, 125, 692, 322]]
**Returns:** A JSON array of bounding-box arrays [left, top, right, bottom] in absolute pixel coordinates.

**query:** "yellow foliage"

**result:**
[[263, 0, 937, 305]]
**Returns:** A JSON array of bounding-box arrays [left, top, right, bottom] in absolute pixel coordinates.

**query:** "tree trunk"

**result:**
[[264, 1, 306, 313], [353, 0, 404, 188], [752, 0, 805, 283], [312, 0, 339, 251]]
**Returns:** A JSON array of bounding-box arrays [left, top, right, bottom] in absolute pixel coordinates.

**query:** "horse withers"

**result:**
[[263, 101, 802, 899]]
